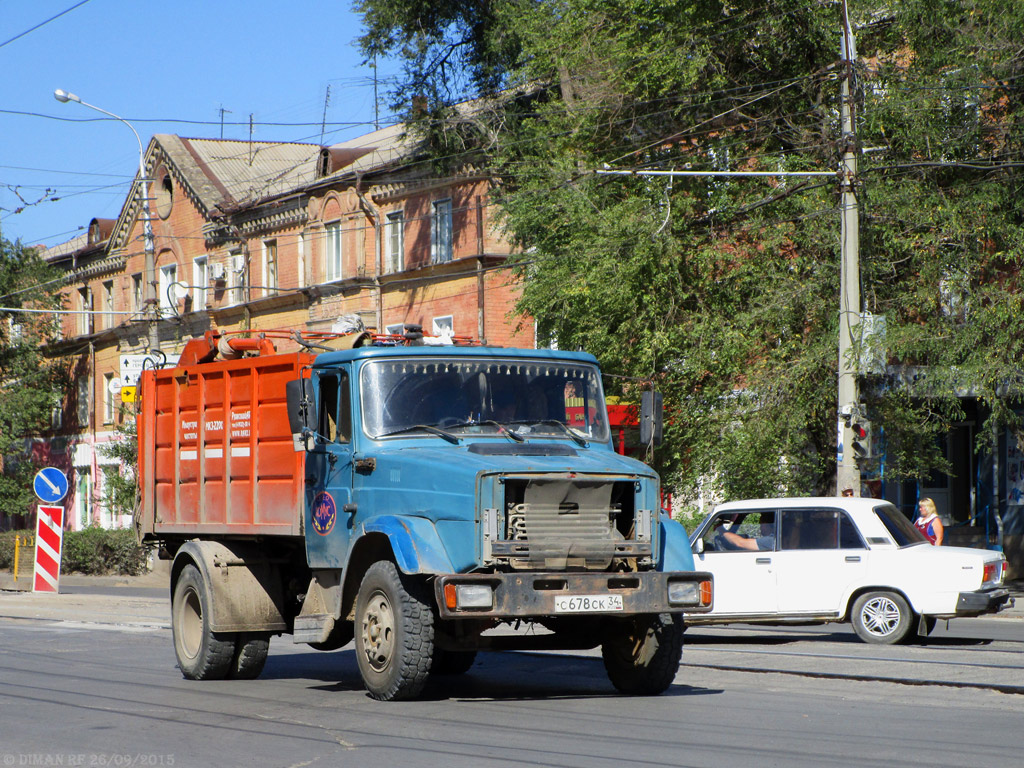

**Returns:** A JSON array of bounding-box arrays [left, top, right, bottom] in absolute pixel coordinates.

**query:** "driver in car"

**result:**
[[719, 519, 775, 551]]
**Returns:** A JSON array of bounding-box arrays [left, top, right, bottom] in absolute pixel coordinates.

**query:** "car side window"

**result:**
[[702, 511, 776, 552], [838, 512, 865, 549], [779, 508, 866, 550]]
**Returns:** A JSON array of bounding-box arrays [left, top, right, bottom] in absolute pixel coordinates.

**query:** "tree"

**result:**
[[0, 237, 68, 520], [357, 0, 1024, 501]]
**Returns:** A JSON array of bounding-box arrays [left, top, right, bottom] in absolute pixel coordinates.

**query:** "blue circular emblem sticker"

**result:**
[[311, 492, 337, 536]]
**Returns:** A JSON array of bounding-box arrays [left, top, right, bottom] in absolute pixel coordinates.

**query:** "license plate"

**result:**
[[553, 594, 624, 613]]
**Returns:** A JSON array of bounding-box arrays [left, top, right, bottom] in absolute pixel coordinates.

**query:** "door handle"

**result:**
[[755, 557, 771, 564], [845, 556, 861, 562]]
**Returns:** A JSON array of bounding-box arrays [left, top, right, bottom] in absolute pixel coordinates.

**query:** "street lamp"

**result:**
[[54, 89, 159, 352]]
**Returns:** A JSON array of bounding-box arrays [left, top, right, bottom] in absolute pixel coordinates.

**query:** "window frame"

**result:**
[[263, 239, 278, 296], [192, 255, 208, 310], [385, 211, 404, 273], [431, 199, 453, 264], [325, 222, 343, 282]]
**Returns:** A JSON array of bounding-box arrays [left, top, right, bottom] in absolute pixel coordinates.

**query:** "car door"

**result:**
[[304, 367, 355, 569], [774, 507, 868, 615], [693, 510, 778, 616]]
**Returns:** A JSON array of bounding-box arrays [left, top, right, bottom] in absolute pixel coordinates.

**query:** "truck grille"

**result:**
[[488, 478, 652, 570]]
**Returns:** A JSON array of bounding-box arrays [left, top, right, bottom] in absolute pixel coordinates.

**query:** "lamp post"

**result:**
[[54, 89, 159, 352]]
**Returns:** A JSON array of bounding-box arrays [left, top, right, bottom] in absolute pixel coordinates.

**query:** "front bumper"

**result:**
[[954, 587, 1014, 617], [434, 570, 713, 620]]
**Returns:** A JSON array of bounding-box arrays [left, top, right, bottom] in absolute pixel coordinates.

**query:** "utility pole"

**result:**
[[836, 0, 862, 496]]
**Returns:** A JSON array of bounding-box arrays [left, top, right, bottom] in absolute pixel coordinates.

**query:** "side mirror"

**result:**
[[692, 537, 705, 555], [286, 378, 313, 451], [640, 390, 663, 447]]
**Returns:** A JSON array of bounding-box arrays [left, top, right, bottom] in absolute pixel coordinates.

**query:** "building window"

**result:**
[[228, 249, 246, 304], [297, 232, 307, 288], [263, 239, 278, 296], [155, 166, 174, 219], [431, 199, 453, 264], [76, 375, 89, 427], [103, 372, 115, 425], [78, 287, 92, 335], [132, 273, 143, 316], [102, 281, 114, 329], [159, 263, 178, 316], [385, 211, 404, 273], [51, 398, 63, 430], [325, 223, 343, 282], [385, 323, 405, 335], [193, 256, 208, 309], [432, 315, 454, 339]]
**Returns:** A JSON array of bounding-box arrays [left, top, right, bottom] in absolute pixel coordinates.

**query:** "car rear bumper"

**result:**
[[953, 587, 1014, 617]]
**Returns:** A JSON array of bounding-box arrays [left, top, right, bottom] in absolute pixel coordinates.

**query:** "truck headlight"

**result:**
[[444, 583, 494, 610], [668, 579, 713, 607]]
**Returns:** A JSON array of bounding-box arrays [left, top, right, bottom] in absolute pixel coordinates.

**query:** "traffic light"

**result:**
[[851, 420, 873, 459]]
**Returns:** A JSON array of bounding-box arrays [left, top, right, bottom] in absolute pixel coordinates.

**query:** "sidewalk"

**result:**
[[0, 561, 171, 628]]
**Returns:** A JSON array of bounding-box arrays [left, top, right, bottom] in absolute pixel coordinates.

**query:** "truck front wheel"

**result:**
[[172, 564, 236, 680], [354, 561, 435, 701], [601, 613, 684, 695]]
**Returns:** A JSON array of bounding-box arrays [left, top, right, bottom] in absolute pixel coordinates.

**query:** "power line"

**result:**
[[0, 0, 94, 50]]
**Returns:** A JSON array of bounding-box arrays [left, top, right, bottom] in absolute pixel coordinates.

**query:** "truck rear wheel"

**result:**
[[354, 561, 435, 701], [601, 613, 684, 696], [230, 633, 270, 679], [172, 564, 236, 680]]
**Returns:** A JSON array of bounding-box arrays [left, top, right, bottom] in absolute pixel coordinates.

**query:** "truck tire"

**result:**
[[354, 560, 435, 701], [601, 613, 684, 696], [172, 564, 236, 680], [851, 590, 914, 644], [431, 649, 478, 675], [230, 633, 270, 679]]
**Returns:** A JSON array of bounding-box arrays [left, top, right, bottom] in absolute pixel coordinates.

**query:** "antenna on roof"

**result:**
[[320, 85, 331, 145], [372, 55, 379, 130], [218, 105, 232, 139], [248, 113, 254, 165]]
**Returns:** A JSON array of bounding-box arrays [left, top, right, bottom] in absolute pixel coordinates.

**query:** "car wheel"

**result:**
[[851, 591, 913, 645]]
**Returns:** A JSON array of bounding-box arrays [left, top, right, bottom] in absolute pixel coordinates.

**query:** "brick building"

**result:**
[[25, 120, 530, 531]]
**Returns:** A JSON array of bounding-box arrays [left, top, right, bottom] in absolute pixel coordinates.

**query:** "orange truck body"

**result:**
[[137, 350, 314, 538]]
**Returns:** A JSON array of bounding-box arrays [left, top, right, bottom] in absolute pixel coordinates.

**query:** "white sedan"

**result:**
[[687, 497, 1013, 644]]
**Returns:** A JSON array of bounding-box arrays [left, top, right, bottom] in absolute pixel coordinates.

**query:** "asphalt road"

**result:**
[[1, 585, 1022, 768]]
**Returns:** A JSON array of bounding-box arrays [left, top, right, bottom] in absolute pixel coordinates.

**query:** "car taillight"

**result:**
[[983, 562, 1004, 585]]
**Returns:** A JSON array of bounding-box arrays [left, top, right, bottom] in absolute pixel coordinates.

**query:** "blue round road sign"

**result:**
[[34, 467, 69, 503]]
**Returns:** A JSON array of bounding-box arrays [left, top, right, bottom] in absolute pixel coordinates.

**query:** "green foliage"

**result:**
[[359, 0, 1024, 499], [0, 529, 33, 570], [58, 527, 149, 576], [0, 527, 147, 575], [97, 411, 139, 519], [0, 236, 68, 516]]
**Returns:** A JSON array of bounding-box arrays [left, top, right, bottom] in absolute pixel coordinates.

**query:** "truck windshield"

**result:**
[[361, 357, 610, 442]]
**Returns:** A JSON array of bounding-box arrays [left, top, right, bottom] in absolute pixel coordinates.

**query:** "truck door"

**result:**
[[305, 367, 355, 568]]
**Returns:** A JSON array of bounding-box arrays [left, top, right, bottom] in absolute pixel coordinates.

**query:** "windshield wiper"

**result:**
[[379, 424, 460, 444], [440, 419, 526, 443], [507, 419, 588, 447]]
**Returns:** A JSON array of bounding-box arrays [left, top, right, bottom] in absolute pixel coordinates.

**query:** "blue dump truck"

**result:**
[[137, 329, 713, 700]]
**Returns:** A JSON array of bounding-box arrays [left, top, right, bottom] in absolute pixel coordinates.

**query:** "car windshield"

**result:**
[[360, 357, 609, 441], [873, 503, 929, 546]]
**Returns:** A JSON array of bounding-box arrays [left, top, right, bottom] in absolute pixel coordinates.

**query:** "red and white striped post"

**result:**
[[33, 505, 65, 593]]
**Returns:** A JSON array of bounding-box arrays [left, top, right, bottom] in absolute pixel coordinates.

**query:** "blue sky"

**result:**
[[0, 0, 402, 248]]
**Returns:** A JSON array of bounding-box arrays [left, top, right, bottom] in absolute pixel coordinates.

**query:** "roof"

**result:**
[[155, 134, 322, 213], [316, 122, 420, 182]]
